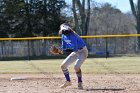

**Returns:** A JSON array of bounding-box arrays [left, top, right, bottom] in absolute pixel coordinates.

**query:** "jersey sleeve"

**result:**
[[61, 37, 66, 50], [61, 35, 67, 53]]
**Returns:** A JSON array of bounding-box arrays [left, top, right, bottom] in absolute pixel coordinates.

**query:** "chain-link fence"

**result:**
[[0, 35, 140, 60]]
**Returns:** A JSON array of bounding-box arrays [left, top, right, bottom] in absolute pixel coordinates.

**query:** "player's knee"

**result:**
[[61, 64, 67, 70], [60, 64, 64, 69], [74, 66, 80, 72]]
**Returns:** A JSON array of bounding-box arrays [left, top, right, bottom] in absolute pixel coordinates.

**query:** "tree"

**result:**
[[0, 0, 12, 37], [0, 0, 67, 37], [45, 0, 67, 36], [0, 0, 30, 37], [88, 3, 136, 55], [72, 0, 91, 35], [129, 0, 140, 51]]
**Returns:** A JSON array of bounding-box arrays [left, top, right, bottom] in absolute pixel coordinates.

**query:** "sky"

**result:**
[[96, 0, 137, 13]]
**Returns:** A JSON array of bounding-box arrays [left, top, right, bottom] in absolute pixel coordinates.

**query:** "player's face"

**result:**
[[62, 30, 71, 35]]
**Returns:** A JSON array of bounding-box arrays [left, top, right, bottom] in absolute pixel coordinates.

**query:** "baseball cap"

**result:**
[[60, 24, 70, 31]]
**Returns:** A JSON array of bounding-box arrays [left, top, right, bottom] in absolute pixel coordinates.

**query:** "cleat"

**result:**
[[60, 81, 72, 88], [78, 82, 83, 89]]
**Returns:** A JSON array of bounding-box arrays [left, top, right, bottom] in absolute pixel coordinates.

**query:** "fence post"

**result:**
[[105, 38, 109, 58], [27, 40, 30, 61]]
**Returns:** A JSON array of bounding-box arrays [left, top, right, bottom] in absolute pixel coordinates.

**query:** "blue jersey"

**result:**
[[61, 32, 86, 52]]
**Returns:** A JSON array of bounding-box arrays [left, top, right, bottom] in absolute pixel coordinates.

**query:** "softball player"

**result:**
[[59, 23, 88, 89]]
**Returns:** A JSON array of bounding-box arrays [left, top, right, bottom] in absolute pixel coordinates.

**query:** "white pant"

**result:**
[[61, 46, 88, 70]]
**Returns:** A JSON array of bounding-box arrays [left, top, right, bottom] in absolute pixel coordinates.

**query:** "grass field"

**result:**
[[0, 57, 140, 93], [0, 56, 140, 74]]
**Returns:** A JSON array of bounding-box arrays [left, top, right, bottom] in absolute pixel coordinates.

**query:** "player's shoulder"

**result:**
[[62, 33, 78, 39]]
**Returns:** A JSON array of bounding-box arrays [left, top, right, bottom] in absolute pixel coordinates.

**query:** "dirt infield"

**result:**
[[0, 73, 140, 93]]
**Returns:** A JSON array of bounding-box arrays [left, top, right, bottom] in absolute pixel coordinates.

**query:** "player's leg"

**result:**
[[74, 59, 84, 89], [74, 47, 88, 89], [60, 52, 78, 88]]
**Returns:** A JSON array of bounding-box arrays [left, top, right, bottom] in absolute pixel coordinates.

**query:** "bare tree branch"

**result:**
[[72, 0, 91, 36], [129, 0, 137, 19], [72, 0, 81, 34], [85, 0, 91, 35]]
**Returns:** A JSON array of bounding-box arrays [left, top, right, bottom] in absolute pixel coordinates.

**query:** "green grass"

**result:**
[[0, 57, 140, 74]]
